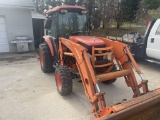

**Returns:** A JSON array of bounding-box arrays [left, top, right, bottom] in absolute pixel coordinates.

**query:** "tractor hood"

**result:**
[[69, 36, 105, 46]]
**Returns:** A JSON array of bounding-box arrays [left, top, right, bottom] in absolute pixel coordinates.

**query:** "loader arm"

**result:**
[[59, 37, 160, 119], [99, 37, 149, 94], [59, 38, 108, 117]]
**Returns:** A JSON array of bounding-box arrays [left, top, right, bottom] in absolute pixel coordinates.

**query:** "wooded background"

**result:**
[[32, 0, 160, 36]]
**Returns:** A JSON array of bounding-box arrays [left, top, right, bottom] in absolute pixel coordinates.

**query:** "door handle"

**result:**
[[151, 38, 154, 43]]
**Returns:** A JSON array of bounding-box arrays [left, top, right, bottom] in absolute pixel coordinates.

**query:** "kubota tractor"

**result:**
[[39, 5, 160, 120]]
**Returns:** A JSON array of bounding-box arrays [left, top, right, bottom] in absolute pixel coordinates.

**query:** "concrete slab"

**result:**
[[0, 53, 160, 120]]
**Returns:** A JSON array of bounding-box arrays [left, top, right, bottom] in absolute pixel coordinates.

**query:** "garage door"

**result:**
[[0, 16, 9, 52]]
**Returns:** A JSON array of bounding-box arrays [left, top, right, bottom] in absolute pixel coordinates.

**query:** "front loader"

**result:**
[[39, 5, 160, 120]]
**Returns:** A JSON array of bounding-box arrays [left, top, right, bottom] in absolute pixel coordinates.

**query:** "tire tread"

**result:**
[[39, 42, 55, 73], [56, 66, 72, 96]]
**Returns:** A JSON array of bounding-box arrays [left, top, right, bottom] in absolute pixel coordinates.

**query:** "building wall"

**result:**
[[0, 7, 34, 52]]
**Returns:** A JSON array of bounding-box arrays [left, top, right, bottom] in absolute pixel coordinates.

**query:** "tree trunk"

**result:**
[[117, 22, 120, 29], [88, 0, 93, 30], [102, 20, 105, 29], [129, 22, 132, 30]]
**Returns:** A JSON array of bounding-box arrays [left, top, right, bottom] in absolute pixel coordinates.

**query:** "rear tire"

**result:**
[[55, 66, 72, 96], [39, 42, 55, 73], [102, 65, 117, 84]]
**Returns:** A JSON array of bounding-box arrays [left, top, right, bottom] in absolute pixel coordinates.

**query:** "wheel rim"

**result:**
[[39, 50, 44, 67], [55, 72, 62, 90]]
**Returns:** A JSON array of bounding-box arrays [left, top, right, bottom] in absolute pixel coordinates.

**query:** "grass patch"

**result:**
[[90, 27, 146, 37]]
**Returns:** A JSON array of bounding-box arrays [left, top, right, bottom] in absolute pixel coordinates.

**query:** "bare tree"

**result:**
[[95, 0, 117, 29]]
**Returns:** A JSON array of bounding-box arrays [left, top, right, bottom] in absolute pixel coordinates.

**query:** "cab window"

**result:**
[[155, 24, 160, 35], [50, 13, 57, 38]]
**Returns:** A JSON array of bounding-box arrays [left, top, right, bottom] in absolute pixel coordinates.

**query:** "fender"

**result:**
[[43, 36, 57, 56]]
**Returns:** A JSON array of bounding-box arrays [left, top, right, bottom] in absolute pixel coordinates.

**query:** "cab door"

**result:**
[[146, 19, 160, 60]]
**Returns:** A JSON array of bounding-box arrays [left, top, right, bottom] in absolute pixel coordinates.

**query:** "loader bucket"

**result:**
[[99, 89, 160, 120]]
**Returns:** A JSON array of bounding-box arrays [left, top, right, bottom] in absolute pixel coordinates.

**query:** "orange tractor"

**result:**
[[39, 6, 160, 120]]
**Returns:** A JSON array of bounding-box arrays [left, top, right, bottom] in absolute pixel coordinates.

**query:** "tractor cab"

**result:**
[[45, 6, 89, 39], [44, 6, 107, 55]]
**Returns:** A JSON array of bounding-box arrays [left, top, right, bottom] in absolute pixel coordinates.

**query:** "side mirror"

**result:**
[[45, 18, 52, 29]]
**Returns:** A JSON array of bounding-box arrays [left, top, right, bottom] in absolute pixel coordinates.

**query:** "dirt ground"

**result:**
[[0, 52, 160, 120]]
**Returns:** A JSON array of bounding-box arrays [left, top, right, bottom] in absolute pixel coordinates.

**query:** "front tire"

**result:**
[[39, 42, 55, 73], [55, 66, 72, 96]]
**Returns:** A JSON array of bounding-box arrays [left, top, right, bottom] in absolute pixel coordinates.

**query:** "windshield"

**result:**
[[58, 12, 88, 37]]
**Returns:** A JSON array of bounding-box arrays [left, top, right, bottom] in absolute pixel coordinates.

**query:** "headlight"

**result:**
[[81, 10, 87, 14], [98, 50, 102, 53], [60, 9, 68, 14], [88, 53, 92, 59]]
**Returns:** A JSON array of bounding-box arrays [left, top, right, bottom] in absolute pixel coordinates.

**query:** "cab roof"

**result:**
[[47, 5, 86, 14]]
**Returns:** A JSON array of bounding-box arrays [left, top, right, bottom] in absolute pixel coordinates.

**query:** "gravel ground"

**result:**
[[0, 52, 160, 120]]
